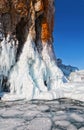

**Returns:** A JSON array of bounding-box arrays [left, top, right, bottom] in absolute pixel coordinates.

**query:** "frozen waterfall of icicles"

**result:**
[[0, 34, 84, 102], [0, 34, 64, 100], [0, 34, 18, 92]]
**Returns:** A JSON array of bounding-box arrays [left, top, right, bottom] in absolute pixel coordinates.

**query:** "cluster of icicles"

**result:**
[[0, 34, 84, 101], [0, 35, 17, 92], [0, 34, 65, 100]]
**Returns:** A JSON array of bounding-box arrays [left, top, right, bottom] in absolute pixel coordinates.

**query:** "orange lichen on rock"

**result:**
[[41, 17, 51, 43], [41, 0, 54, 43]]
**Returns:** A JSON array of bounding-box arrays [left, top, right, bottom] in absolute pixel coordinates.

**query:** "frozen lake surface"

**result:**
[[0, 98, 84, 130]]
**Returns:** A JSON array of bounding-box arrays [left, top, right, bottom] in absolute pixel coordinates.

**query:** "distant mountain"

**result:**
[[57, 58, 79, 78], [57, 58, 84, 82]]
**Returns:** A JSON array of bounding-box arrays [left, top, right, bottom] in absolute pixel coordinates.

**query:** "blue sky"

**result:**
[[53, 0, 84, 70]]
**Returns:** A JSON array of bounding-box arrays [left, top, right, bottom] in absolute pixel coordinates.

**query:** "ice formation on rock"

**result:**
[[57, 58, 79, 78], [0, 0, 84, 101]]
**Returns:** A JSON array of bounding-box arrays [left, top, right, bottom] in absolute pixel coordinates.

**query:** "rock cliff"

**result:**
[[0, 0, 67, 100], [0, 0, 54, 53]]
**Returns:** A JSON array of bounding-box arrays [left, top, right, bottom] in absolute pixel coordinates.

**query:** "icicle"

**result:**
[[0, 34, 17, 92], [42, 43, 64, 90], [8, 34, 48, 99]]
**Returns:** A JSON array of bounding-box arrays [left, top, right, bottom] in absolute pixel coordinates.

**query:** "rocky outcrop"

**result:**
[[0, 2, 56, 72], [0, 0, 54, 51], [0, 0, 84, 103], [0, 0, 66, 100]]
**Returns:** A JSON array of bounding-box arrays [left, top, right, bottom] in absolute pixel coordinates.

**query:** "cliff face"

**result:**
[[0, 0, 65, 100], [0, 0, 54, 49], [0, 1, 84, 103]]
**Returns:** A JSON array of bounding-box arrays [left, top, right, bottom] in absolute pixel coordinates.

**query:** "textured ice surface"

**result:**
[[0, 98, 84, 130]]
